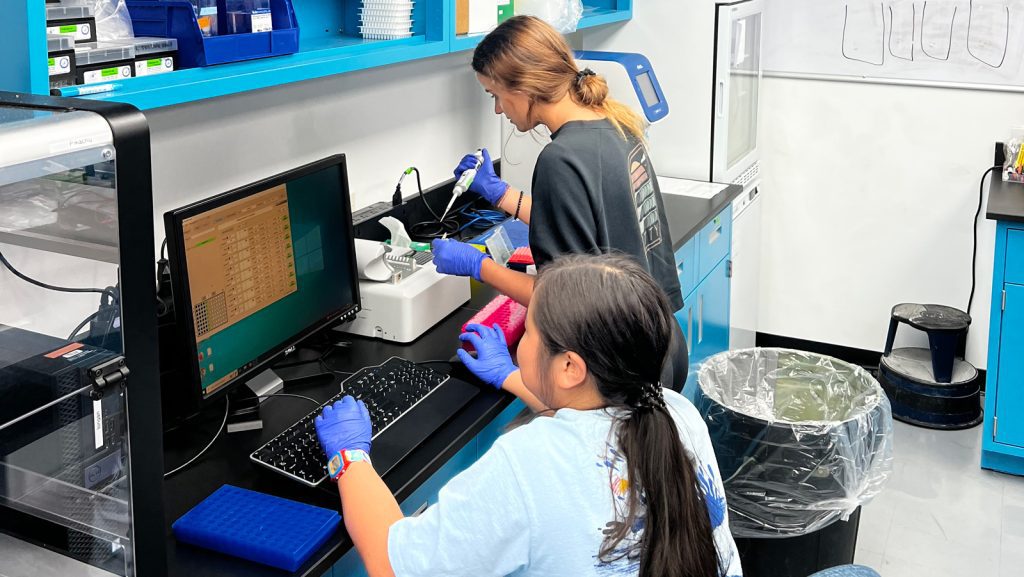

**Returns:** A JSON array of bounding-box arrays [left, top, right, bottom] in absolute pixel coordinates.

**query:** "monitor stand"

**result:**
[[225, 353, 334, 434]]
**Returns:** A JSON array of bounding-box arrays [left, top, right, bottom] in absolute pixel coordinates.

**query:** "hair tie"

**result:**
[[631, 381, 666, 412], [575, 68, 596, 86]]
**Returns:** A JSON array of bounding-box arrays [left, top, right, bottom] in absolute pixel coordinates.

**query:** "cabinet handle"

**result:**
[[698, 295, 704, 344], [687, 306, 693, 347], [716, 80, 725, 118]]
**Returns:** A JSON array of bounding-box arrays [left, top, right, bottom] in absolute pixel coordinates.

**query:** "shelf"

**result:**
[[450, 5, 632, 53], [3, 0, 631, 110], [82, 35, 447, 110], [0, 228, 119, 264]]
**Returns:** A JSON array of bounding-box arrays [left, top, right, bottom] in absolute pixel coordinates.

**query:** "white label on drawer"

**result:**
[[48, 55, 71, 76], [252, 11, 273, 33], [135, 57, 175, 76], [83, 65, 132, 85], [47, 23, 92, 41], [93, 399, 104, 450]]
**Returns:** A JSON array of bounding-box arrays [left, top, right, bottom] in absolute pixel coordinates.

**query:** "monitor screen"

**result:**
[[635, 72, 660, 107], [166, 156, 359, 402]]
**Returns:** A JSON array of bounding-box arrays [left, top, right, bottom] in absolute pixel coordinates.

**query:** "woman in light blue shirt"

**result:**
[[315, 254, 742, 577]]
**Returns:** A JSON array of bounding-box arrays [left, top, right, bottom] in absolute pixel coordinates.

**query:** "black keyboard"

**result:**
[[250, 357, 477, 487]]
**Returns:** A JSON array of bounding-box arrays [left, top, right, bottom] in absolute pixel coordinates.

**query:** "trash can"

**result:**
[[693, 348, 893, 577]]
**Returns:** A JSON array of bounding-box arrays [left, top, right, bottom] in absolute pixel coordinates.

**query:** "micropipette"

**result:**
[[439, 149, 484, 239]]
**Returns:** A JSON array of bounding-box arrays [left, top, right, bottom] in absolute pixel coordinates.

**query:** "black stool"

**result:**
[[878, 304, 982, 429]]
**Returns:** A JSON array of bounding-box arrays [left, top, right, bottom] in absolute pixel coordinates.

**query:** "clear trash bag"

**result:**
[[693, 348, 894, 538], [515, 0, 583, 34]]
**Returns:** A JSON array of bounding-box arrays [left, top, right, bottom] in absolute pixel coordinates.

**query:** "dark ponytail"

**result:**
[[532, 254, 721, 577]]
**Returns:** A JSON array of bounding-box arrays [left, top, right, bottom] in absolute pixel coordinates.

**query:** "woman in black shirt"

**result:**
[[431, 15, 689, 393]]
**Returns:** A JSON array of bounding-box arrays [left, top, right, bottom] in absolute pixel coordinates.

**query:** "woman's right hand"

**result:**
[[454, 148, 508, 205], [456, 323, 517, 389]]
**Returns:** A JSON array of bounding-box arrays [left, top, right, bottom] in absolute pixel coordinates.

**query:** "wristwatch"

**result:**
[[327, 449, 371, 481]]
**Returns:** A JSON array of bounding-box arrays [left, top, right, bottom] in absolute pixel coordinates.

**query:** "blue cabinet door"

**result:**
[[692, 257, 731, 368], [995, 283, 1024, 448], [675, 238, 698, 298], [697, 205, 732, 283]]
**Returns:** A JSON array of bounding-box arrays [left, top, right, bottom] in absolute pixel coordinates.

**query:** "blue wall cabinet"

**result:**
[[3, 1, 631, 110], [982, 221, 1024, 476]]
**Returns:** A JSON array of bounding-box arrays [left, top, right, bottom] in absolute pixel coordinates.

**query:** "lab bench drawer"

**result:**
[[675, 237, 698, 299], [698, 206, 732, 282], [1004, 228, 1024, 285]]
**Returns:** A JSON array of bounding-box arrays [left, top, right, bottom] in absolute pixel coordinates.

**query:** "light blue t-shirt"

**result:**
[[387, 389, 743, 577]]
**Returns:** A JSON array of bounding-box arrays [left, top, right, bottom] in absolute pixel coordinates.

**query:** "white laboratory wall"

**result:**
[[758, 76, 1024, 369], [145, 52, 499, 236], [580, 1, 717, 181]]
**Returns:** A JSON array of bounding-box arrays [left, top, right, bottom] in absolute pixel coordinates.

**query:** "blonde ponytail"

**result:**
[[571, 73, 647, 142], [474, 15, 648, 143]]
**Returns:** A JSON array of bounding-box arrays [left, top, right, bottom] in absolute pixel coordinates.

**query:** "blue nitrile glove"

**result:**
[[315, 396, 371, 458], [457, 323, 518, 389], [431, 239, 489, 281], [454, 148, 508, 205]]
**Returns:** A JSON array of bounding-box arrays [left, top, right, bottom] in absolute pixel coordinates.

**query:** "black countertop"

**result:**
[[986, 171, 1024, 223], [161, 283, 514, 577], [661, 180, 746, 251]]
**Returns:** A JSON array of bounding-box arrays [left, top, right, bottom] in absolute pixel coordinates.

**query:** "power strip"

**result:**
[[352, 201, 394, 226]]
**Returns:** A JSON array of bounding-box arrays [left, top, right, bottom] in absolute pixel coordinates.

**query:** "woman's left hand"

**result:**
[[457, 323, 518, 389]]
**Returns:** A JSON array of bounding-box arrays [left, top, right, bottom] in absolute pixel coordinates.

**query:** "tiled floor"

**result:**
[[854, 421, 1024, 577]]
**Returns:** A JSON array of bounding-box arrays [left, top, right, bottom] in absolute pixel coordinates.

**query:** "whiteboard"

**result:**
[[763, 0, 1024, 90]]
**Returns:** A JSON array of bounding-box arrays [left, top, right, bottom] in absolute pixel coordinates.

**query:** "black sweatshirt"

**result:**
[[527, 119, 684, 311]]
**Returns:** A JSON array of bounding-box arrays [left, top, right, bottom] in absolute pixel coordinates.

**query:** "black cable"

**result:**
[[67, 309, 105, 341], [258, 393, 322, 407], [164, 397, 229, 479], [398, 165, 464, 240], [0, 248, 118, 302], [415, 359, 452, 367], [969, 166, 999, 316], [409, 217, 461, 239], [160, 238, 168, 261], [409, 167, 442, 221], [319, 362, 353, 377]]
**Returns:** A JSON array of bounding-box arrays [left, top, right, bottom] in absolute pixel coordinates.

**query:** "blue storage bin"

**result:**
[[126, 0, 298, 67]]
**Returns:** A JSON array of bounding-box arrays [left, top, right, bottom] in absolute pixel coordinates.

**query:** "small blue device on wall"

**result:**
[[574, 50, 669, 124]]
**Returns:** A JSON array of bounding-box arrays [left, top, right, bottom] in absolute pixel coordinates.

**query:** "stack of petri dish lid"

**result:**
[[359, 0, 414, 40]]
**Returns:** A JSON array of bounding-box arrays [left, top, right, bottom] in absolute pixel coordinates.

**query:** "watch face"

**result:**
[[328, 454, 343, 477]]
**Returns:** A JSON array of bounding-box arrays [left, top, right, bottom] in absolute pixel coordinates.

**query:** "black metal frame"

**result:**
[[0, 91, 167, 577], [162, 154, 362, 409]]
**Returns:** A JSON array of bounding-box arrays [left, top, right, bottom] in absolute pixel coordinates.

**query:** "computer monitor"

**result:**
[[164, 155, 360, 406]]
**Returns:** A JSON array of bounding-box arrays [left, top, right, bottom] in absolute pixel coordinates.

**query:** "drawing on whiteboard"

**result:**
[[843, 3, 886, 64], [921, 1, 956, 60], [889, 3, 917, 60], [764, 0, 1024, 89], [966, 1, 1009, 68]]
